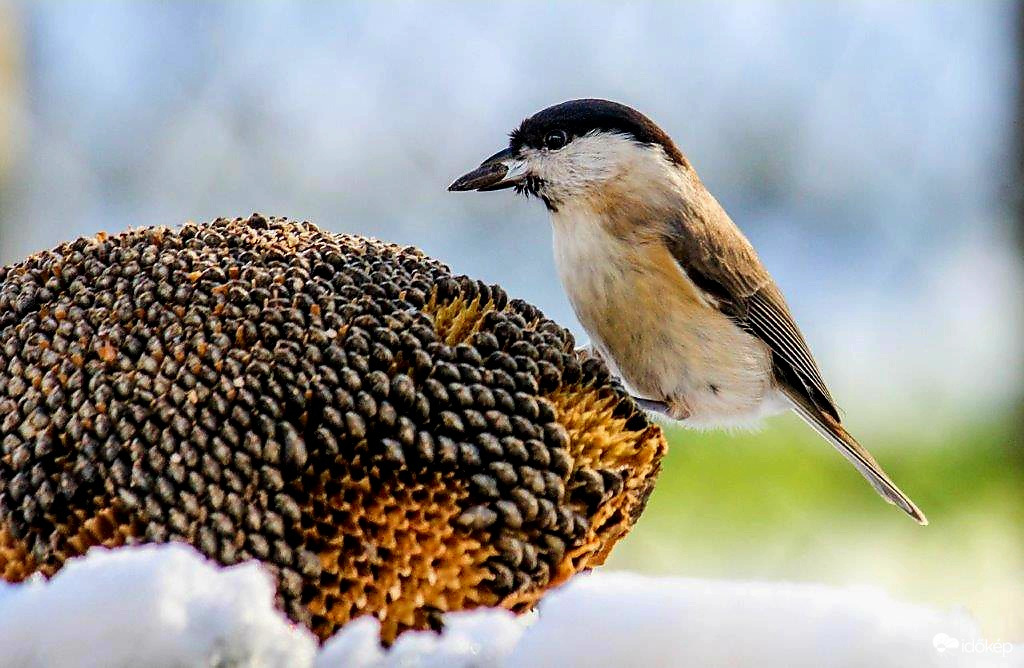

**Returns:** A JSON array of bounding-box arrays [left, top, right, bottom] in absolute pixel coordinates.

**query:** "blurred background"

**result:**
[[0, 0, 1020, 640]]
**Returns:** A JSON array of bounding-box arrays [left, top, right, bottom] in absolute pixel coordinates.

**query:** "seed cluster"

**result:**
[[0, 214, 666, 641]]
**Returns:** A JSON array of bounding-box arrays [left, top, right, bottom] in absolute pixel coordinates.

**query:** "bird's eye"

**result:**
[[543, 130, 568, 151]]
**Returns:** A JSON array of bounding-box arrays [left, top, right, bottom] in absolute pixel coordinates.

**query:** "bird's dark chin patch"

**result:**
[[512, 175, 542, 198], [514, 176, 557, 211]]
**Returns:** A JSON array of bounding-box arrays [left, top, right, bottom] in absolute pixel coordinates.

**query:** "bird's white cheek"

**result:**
[[525, 151, 559, 184], [534, 155, 604, 201]]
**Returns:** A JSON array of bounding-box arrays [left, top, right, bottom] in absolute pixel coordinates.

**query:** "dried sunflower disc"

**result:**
[[0, 214, 666, 642]]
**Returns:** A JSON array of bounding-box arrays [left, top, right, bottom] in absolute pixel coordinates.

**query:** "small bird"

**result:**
[[449, 98, 926, 524]]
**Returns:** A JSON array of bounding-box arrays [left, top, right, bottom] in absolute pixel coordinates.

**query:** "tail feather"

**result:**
[[786, 394, 927, 525]]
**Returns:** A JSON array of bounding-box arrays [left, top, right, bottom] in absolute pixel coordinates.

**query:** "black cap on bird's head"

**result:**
[[449, 99, 685, 207], [505, 99, 683, 162]]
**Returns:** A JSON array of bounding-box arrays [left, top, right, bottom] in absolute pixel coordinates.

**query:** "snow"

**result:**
[[506, 572, 1017, 668], [0, 544, 317, 668], [318, 608, 526, 668], [0, 544, 1017, 668]]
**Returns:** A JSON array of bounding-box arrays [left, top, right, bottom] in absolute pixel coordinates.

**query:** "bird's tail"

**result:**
[[786, 394, 927, 525]]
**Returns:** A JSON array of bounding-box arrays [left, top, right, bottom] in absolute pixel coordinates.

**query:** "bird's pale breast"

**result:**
[[552, 212, 781, 426]]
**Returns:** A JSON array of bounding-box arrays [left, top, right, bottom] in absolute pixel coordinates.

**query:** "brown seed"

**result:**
[[456, 505, 498, 531]]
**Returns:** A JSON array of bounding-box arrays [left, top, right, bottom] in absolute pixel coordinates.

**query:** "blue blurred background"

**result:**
[[0, 1, 1020, 639]]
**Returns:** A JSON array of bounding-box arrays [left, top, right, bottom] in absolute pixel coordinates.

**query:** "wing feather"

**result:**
[[663, 214, 837, 419], [746, 287, 837, 418], [662, 208, 925, 522]]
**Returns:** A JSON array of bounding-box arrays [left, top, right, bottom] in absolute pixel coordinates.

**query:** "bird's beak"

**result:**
[[448, 147, 526, 192]]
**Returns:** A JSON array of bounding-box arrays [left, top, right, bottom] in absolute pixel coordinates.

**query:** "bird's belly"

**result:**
[[554, 228, 780, 427]]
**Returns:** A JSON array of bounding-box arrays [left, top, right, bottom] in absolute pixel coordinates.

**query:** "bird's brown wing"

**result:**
[[664, 215, 927, 524], [662, 217, 838, 420]]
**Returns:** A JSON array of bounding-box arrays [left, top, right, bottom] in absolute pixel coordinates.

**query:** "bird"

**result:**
[[448, 98, 927, 524]]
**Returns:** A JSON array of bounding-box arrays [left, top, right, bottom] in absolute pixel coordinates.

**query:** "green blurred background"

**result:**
[[0, 0, 1021, 641], [609, 419, 1023, 639]]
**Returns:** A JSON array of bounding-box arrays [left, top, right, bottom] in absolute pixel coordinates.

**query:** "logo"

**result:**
[[933, 633, 1014, 657], [933, 633, 959, 653]]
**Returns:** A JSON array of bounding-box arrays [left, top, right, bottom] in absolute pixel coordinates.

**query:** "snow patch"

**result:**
[[0, 544, 1017, 668], [318, 608, 525, 668], [508, 571, 1015, 668], [0, 543, 316, 668]]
